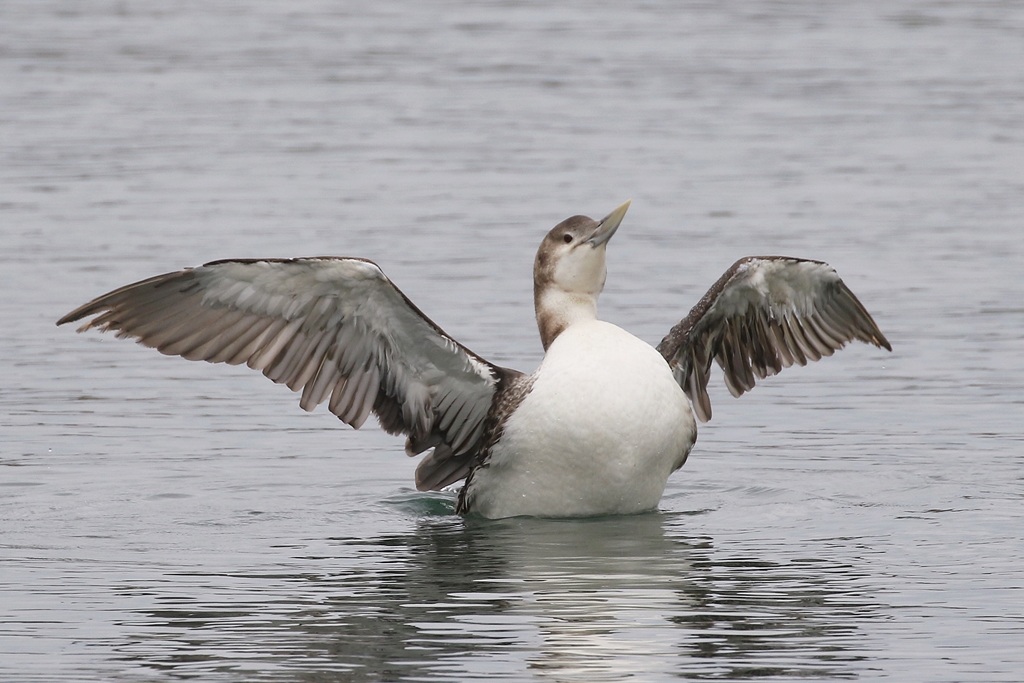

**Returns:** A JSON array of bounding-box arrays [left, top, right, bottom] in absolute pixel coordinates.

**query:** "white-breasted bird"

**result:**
[[58, 201, 890, 518]]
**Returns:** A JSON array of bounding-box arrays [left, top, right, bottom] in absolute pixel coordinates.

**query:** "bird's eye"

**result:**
[[562, 234, 573, 244]]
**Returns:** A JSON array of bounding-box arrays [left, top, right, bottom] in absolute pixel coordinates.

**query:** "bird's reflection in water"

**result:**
[[117, 509, 874, 681]]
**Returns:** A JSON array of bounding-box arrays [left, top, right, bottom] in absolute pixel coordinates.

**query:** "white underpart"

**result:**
[[469, 320, 696, 519]]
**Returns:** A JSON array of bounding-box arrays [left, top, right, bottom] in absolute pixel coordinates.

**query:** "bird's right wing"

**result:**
[[58, 257, 520, 491]]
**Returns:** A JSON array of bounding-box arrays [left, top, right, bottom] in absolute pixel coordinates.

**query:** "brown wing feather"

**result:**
[[657, 256, 891, 422], [58, 257, 522, 490]]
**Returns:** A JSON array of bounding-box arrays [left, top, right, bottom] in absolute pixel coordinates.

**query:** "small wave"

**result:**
[[381, 488, 459, 517]]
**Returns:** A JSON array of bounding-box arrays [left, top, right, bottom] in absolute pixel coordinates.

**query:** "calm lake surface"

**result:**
[[2, 1, 1023, 681]]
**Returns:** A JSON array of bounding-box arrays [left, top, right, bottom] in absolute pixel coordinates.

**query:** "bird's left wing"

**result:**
[[58, 257, 519, 490], [656, 256, 891, 422]]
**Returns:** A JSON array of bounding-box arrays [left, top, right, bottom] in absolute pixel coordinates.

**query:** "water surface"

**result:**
[[2, 1, 1023, 681]]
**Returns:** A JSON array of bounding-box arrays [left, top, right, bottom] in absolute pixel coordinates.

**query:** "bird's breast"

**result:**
[[468, 320, 696, 518]]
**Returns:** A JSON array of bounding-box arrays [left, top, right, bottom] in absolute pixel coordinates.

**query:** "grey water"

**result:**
[[2, 1, 1023, 680]]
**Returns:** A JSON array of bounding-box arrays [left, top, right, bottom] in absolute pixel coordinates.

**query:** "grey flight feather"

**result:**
[[57, 256, 521, 491], [656, 256, 891, 423]]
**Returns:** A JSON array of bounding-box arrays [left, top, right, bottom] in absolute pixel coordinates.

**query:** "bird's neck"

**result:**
[[534, 286, 599, 350]]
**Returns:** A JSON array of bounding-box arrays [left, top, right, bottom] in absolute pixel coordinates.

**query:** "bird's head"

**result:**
[[534, 200, 630, 298], [533, 200, 630, 348]]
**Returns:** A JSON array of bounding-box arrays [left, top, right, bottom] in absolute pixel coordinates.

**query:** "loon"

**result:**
[[58, 201, 891, 518]]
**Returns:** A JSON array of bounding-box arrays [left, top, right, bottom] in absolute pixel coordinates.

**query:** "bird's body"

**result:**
[[465, 320, 695, 519], [58, 201, 891, 519]]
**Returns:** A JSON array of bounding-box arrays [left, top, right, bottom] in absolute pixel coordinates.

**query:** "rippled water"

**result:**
[[3, 1, 1023, 681]]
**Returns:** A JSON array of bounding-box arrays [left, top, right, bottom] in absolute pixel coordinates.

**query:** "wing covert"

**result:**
[[656, 256, 891, 423]]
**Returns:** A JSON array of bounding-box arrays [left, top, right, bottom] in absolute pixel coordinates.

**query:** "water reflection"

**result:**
[[114, 512, 874, 681]]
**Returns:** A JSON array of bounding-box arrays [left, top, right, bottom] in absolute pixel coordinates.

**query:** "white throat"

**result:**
[[535, 287, 599, 350]]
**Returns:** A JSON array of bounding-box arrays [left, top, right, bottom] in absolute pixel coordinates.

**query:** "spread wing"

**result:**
[[657, 256, 891, 423], [57, 257, 521, 491]]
